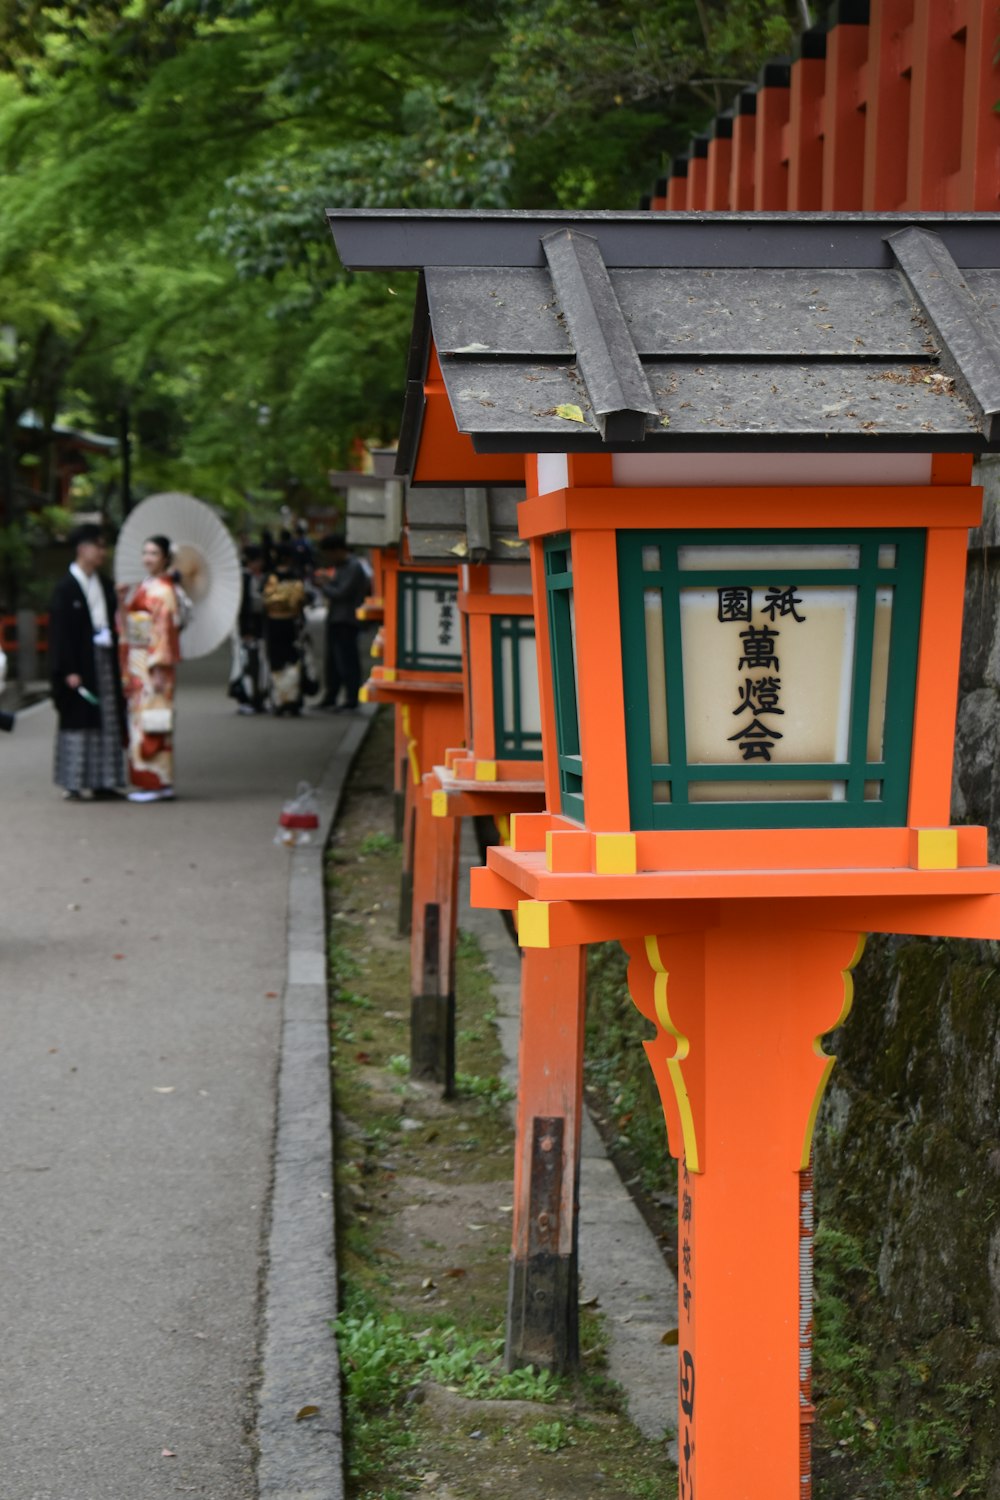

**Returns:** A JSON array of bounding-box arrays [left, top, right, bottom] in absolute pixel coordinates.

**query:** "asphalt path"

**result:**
[[0, 651, 354, 1500]]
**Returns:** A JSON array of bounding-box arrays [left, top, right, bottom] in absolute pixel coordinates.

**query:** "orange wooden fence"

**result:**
[[650, 0, 1000, 214]]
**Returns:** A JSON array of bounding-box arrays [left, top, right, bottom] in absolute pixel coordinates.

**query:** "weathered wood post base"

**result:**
[[624, 921, 865, 1500], [409, 786, 461, 1094], [409, 987, 456, 1091], [506, 945, 587, 1372]]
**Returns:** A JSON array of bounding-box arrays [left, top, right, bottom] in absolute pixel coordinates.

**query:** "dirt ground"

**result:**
[[327, 711, 673, 1500]]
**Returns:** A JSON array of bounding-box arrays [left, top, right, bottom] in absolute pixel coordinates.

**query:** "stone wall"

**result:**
[[813, 457, 1000, 1496]]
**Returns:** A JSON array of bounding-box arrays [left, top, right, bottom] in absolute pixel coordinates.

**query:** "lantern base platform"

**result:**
[[503, 814, 990, 877], [360, 674, 464, 705], [472, 847, 1000, 948], [426, 765, 545, 821], [442, 748, 546, 785], [481, 843, 1000, 901]]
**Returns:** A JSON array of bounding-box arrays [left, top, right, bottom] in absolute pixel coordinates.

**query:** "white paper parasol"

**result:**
[[115, 493, 241, 659]]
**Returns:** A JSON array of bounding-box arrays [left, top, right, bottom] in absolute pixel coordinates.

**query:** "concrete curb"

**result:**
[[256, 707, 376, 1500]]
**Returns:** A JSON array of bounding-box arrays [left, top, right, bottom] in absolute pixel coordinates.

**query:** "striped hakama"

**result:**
[[53, 645, 125, 792]]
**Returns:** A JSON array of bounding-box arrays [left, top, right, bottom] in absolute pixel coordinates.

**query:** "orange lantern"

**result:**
[[329, 207, 1000, 1495]]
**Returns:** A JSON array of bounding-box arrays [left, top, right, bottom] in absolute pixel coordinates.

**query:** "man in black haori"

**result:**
[[49, 523, 127, 801], [317, 532, 369, 712]]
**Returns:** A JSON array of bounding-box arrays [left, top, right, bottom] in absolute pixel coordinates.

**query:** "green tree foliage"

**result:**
[[492, 0, 799, 205], [0, 0, 803, 527]]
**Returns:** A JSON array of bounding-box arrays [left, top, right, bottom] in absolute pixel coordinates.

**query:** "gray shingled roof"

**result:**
[[326, 211, 1000, 458], [405, 485, 526, 562], [338, 468, 526, 561]]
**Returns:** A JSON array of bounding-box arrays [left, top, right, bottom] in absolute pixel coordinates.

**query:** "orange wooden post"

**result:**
[[667, 159, 689, 211], [361, 550, 467, 1082], [617, 918, 863, 1494], [787, 33, 826, 211], [822, 9, 869, 209], [687, 137, 709, 210], [907, 0, 967, 209], [958, 0, 1000, 210], [397, 707, 418, 934], [705, 119, 733, 210], [623, 921, 864, 1499], [506, 944, 587, 1371], [729, 90, 758, 210], [410, 753, 462, 1090], [754, 60, 791, 209], [862, 0, 913, 209]]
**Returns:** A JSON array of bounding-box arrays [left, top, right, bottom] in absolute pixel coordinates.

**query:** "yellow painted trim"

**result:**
[[358, 685, 370, 704], [474, 760, 498, 782], [496, 814, 512, 847], [800, 933, 867, 1169], [431, 790, 449, 818], [400, 705, 420, 787], [382, 667, 397, 682], [917, 828, 959, 870], [643, 934, 700, 1173], [595, 832, 637, 875], [544, 830, 555, 871], [518, 900, 551, 949]]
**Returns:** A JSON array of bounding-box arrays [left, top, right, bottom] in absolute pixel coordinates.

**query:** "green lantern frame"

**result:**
[[397, 569, 464, 674], [545, 527, 925, 832]]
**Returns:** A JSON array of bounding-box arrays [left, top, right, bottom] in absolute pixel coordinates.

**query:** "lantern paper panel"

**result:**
[[493, 615, 543, 760], [613, 529, 923, 829], [397, 570, 463, 674]]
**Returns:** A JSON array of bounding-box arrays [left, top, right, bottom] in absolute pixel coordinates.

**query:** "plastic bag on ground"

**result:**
[[274, 781, 320, 846]]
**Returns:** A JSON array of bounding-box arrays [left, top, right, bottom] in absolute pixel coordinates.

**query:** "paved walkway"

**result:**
[[1, 653, 678, 1500], [0, 653, 359, 1500]]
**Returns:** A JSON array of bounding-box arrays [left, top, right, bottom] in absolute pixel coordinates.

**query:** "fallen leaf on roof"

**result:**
[[554, 403, 585, 423]]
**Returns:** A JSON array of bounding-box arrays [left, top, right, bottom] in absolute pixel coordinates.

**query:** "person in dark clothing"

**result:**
[[49, 522, 127, 800], [290, 519, 315, 578], [262, 543, 308, 715], [229, 544, 268, 713], [317, 533, 369, 711]]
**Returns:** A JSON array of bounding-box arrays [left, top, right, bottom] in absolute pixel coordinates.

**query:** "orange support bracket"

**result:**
[[471, 853, 1000, 1490], [622, 923, 866, 1500]]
